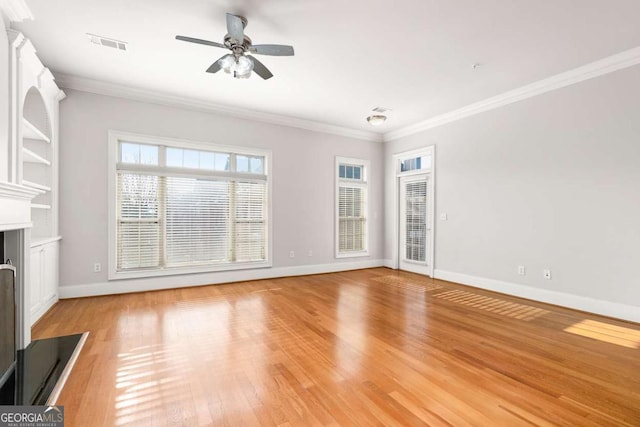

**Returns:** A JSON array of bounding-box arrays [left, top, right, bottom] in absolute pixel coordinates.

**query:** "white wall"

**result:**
[[385, 65, 640, 320], [0, 15, 9, 182], [58, 89, 384, 292]]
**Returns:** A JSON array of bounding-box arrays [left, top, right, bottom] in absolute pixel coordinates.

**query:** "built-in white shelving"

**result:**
[[23, 117, 51, 143], [22, 147, 51, 165], [22, 179, 50, 193], [7, 30, 65, 338]]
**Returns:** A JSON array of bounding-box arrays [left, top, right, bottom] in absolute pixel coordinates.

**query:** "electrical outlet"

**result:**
[[308, 250, 313, 257], [517, 266, 526, 276], [440, 213, 448, 221], [543, 269, 551, 280], [289, 251, 295, 258], [93, 262, 102, 273]]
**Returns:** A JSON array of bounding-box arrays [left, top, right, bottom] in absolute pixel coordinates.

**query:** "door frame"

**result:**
[[392, 146, 435, 277]]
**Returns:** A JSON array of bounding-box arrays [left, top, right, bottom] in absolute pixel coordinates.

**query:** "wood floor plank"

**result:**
[[32, 268, 640, 426]]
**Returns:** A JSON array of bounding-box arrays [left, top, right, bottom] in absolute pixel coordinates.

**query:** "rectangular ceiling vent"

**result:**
[[372, 106, 392, 113], [86, 33, 127, 51]]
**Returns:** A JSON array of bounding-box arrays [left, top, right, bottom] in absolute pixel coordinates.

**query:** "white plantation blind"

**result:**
[[338, 186, 366, 252], [114, 138, 269, 275], [235, 181, 267, 262], [117, 173, 160, 270], [336, 157, 369, 256], [404, 180, 427, 262], [165, 177, 231, 266]]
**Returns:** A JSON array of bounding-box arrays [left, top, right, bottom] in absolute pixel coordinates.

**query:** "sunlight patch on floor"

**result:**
[[373, 275, 443, 292], [564, 319, 640, 349], [115, 345, 192, 425], [433, 289, 549, 321]]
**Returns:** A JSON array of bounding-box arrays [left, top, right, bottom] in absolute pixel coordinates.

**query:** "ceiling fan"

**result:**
[[176, 13, 295, 80]]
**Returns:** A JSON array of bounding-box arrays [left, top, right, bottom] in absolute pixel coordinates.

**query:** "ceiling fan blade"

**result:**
[[206, 54, 231, 73], [226, 13, 245, 44], [175, 35, 227, 49], [247, 56, 273, 80], [249, 44, 295, 56]]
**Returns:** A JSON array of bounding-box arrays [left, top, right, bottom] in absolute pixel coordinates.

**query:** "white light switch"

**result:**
[[440, 213, 448, 221]]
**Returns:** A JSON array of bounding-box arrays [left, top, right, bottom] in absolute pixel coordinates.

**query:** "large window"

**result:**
[[109, 132, 270, 279], [335, 157, 369, 258]]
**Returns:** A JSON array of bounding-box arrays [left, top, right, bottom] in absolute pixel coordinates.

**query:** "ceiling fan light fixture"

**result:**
[[366, 115, 387, 126], [177, 13, 293, 80], [219, 55, 253, 78]]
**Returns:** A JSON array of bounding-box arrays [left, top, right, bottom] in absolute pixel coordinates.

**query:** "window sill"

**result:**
[[108, 260, 272, 281], [335, 251, 370, 259]]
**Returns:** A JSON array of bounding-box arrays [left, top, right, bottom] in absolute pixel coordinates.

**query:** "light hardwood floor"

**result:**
[[33, 268, 640, 426]]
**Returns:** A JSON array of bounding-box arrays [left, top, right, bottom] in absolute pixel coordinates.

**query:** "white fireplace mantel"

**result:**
[[0, 181, 39, 231]]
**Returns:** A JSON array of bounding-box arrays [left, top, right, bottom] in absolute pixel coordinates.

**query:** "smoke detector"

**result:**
[[86, 33, 127, 51]]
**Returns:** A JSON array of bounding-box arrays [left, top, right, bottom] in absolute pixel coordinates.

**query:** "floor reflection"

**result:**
[[335, 284, 368, 377]]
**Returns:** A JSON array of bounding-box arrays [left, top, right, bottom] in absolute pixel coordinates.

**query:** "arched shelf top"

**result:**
[[22, 86, 52, 143]]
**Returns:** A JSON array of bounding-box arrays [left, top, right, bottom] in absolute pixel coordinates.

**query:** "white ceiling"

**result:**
[[13, 0, 640, 136]]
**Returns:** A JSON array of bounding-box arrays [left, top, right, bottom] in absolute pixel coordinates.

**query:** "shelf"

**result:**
[[31, 236, 62, 248], [22, 148, 51, 166], [31, 203, 51, 210], [22, 180, 51, 194], [23, 118, 50, 143]]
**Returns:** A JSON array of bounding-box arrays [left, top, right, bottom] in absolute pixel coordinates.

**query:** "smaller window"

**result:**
[[250, 157, 264, 174], [184, 149, 199, 169], [338, 164, 363, 181], [215, 153, 231, 171], [167, 148, 232, 171], [237, 155, 264, 174], [120, 142, 159, 165], [400, 155, 431, 172], [166, 147, 183, 167], [200, 151, 215, 170]]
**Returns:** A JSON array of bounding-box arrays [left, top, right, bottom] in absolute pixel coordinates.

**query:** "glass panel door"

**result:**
[[399, 174, 430, 275]]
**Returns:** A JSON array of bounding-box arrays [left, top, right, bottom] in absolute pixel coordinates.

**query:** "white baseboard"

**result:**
[[434, 269, 640, 324], [59, 259, 385, 299], [383, 258, 394, 268]]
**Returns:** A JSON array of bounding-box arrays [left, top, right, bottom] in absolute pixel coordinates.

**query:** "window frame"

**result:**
[[108, 130, 272, 280], [335, 156, 370, 259]]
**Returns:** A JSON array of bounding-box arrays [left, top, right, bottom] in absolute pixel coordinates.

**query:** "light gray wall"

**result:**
[[59, 89, 384, 287], [0, 16, 9, 182], [385, 64, 640, 307]]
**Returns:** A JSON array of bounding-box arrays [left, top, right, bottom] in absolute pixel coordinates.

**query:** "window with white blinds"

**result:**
[[335, 157, 369, 258], [110, 133, 270, 278]]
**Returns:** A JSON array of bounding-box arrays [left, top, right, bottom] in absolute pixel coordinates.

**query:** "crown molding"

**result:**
[[54, 73, 384, 143], [0, 0, 33, 22], [384, 46, 640, 142]]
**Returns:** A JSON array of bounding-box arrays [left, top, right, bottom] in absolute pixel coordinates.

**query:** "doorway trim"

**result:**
[[392, 146, 435, 277]]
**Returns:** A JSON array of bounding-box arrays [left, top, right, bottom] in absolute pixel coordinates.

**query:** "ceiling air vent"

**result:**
[[86, 33, 127, 51]]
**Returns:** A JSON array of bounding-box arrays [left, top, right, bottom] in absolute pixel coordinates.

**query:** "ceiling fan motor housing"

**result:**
[[224, 34, 252, 52]]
